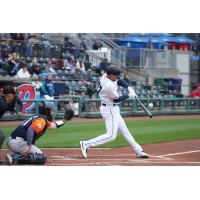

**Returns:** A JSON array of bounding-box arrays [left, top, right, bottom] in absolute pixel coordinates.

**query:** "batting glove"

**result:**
[[128, 87, 137, 98]]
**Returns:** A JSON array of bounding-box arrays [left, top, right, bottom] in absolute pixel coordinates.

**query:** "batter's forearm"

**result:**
[[113, 95, 129, 103], [48, 120, 65, 130]]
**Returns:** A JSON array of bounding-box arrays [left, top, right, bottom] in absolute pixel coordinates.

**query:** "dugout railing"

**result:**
[[0, 97, 200, 121]]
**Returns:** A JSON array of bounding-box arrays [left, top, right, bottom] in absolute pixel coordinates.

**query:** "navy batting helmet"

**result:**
[[106, 66, 120, 76]]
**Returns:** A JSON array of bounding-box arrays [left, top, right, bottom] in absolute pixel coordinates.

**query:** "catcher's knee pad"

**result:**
[[14, 153, 47, 165]]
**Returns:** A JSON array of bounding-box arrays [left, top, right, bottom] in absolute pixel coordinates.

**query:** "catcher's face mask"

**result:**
[[38, 102, 56, 121]]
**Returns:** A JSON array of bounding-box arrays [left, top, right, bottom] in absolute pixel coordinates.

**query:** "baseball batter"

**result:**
[[80, 66, 148, 159], [6, 102, 74, 165]]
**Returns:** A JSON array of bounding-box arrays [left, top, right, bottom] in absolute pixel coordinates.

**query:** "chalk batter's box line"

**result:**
[[47, 161, 200, 166], [50, 153, 172, 160], [158, 149, 200, 157]]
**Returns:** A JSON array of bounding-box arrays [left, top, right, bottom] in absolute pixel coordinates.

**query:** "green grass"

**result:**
[[1, 118, 200, 148]]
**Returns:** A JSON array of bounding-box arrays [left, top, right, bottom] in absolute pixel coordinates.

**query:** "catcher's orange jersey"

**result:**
[[31, 118, 50, 134]]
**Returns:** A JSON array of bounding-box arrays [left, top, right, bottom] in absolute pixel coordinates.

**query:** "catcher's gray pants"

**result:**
[[7, 137, 42, 154], [0, 129, 5, 149]]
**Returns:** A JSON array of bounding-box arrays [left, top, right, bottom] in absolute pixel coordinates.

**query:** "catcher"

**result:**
[[6, 102, 74, 165]]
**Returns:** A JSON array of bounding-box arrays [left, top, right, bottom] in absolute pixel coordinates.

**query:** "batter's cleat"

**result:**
[[136, 151, 149, 159], [6, 154, 14, 165], [80, 141, 88, 159]]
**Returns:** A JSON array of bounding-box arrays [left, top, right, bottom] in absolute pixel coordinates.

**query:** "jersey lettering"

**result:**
[[31, 118, 47, 134]]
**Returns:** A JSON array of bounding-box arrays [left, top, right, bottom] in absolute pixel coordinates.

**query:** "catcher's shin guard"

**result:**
[[13, 153, 47, 165]]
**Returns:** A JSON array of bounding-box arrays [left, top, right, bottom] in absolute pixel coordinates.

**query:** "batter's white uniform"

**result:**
[[83, 74, 144, 155]]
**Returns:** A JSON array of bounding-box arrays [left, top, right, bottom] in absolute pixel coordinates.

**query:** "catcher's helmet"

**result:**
[[38, 102, 55, 121], [106, 66, 120, 76]]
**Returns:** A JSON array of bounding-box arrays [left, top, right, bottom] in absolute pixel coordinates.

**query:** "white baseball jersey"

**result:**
[[98, 74, 119, 104], [83, 73, 144, 156]]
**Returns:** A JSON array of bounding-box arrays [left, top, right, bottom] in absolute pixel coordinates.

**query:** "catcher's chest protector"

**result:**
[[11, 115, 48, 143]]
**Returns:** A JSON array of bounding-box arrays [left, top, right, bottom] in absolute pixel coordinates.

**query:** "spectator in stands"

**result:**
[[7, 53, 19, 76], [37, 60, 57, 79], [41, 36, 54, 57], [64, 37, 78, 58], [10, 33, 24, 41], [56, 56, 64, 70], [123, 73, 130, 84], [46, 61, 57, 75], [28, 34, 39, 45], [64, 57, 75, 70], [93, 38, 103, 50], [1, 33, 11, 40], [80, 38, 88, 50], [146, 41, 153, 49], [41, 75, 55, 100], [76, 58, 85, 73], [32, 81, 42, 91], [145, 41, 153, 66], [69, 98, 79, 117], [64, 37, 76, 49], [1, 43, 11, 58], [16, 63, 31, 79], [28, 35, 39, 56], [74, 68, 85, 79], [98, 58, 110, 76], [64, 57, 71, 69], [24, 39, 32, 57], [30, 59, 41, 78], [80, 91, 86, 112], [41, 36, 52, 49], [86, 83, 94, 99], [10, 34, 24, 56], [86, 68, 94, 82]]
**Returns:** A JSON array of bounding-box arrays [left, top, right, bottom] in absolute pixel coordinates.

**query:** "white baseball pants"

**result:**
[[84, 105, 143, 154], [7, 137, 42, 154]]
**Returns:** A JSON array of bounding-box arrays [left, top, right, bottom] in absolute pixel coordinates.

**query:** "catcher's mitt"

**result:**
[[64, 107, 74, 121]]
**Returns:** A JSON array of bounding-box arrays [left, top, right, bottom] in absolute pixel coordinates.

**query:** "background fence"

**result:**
[[1, 97, 200, 120]]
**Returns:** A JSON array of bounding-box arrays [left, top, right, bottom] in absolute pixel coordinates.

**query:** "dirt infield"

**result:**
[[1, 139, 200, 166]]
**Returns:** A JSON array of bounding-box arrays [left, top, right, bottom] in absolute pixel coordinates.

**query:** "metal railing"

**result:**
[[82, 33, 127, 67], [82, 98, 200, 118], [125, 48, 190, 68]]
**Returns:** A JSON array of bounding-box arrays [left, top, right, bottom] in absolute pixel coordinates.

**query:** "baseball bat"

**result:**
[[135, 96, 153, 118]]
